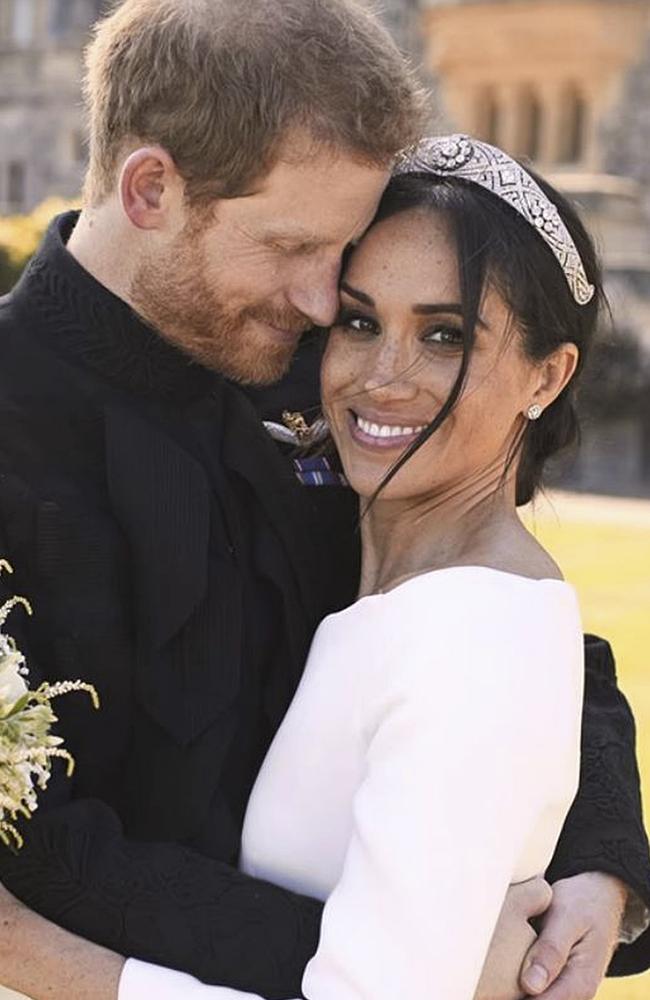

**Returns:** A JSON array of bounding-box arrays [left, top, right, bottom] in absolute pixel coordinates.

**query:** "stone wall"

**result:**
[[0, 0, 101, 213], [0, 0, 430, 215]]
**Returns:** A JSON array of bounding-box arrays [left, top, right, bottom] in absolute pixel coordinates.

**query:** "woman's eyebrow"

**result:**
[[340, 282, 375, 307], [412, 302, 462, 315], [413, 302, 488, 329], [341, 284, 488, 329]]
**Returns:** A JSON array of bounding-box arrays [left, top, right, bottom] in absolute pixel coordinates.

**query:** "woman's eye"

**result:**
[[335, 312, 377, 335], [424, 325, 464, 347]]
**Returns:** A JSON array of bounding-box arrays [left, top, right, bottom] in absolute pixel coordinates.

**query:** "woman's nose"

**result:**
[[363, 371, 419, 402], [361, 337, 420, 400]]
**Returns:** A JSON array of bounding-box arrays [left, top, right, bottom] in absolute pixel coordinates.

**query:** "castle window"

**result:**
[[49, 0, 72, 36], [11, 0, 34, 46], [7, 160, 26, 210], [71, 129, 87, 164], [519, 88, 542, 161], [49, 0, 106, 37], [477, 87, 501, 146], [558, 86, 586, 164]]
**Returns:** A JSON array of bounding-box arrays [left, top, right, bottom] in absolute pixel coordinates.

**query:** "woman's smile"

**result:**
[[348, 409, 429, 450]]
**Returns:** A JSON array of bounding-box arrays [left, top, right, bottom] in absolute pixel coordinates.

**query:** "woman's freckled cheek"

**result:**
[[322, 344, 358, 418]]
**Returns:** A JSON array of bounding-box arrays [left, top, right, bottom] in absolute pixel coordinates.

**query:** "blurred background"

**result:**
[[0, 1, 649, 997]]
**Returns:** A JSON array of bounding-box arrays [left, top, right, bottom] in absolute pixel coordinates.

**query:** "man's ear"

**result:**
[[529, 343, 580, 412], [119, 146, 183, 230]]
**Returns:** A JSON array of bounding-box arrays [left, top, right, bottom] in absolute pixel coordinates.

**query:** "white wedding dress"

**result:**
[[119, 566, 584, 1000]]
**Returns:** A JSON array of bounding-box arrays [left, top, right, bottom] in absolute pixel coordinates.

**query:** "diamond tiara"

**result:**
[[393, 134, 595, 306]]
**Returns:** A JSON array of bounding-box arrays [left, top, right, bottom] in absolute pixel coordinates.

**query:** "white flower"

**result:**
[[0, 561, 99, 849], [0, 641, 28, 708]]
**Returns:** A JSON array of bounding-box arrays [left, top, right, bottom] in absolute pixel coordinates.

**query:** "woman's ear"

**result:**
[[529, 343, 580, 412], [119, 146, 183, 231]]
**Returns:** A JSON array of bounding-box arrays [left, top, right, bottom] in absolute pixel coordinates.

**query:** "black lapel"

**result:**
[[220, 384, 323, 626], [104, 402, 247, 745], [104, 401, 211, 650]]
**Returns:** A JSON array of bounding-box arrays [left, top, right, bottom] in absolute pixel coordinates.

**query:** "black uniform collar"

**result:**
[[11, 211, 217, 405]]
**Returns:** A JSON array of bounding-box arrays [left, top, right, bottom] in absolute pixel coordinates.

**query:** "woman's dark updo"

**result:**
[[369, 169, 603, 506]]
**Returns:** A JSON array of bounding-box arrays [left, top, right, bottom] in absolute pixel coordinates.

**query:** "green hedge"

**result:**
[[0, 197, 79, 295]]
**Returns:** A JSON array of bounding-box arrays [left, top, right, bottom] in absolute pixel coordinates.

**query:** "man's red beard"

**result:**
[[129, 228, 310, 386]]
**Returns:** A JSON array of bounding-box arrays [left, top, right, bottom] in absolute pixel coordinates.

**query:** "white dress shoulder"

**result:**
[[120, 567, 584, 1000]]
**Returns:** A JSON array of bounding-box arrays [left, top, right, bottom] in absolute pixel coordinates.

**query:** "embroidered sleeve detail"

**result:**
[[546, 641, 650, 974]]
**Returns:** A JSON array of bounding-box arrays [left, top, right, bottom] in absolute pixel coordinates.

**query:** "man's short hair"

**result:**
[[83, 0, 427, 205]]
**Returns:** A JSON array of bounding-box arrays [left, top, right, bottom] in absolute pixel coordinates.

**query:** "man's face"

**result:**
[[130, 141, 389, 385]]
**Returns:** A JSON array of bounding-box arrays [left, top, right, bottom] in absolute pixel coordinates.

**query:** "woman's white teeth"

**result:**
[[356, 416, 425, 439]]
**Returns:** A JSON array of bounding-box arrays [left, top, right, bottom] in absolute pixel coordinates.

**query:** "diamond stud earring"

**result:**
[[527, 404, 543, 421]]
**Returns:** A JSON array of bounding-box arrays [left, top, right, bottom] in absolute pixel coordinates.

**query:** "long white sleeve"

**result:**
[[120, 570, 583, 1000]]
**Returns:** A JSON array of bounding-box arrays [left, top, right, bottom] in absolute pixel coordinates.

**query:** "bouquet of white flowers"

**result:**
[[0, 559, 99, 849]]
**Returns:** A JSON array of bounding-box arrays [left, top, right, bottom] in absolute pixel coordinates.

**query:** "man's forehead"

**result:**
[[233, 188, 382, 250], [223, 153, 389, 244], [255, 148, 390, 204], [258, 216, 370, 244]]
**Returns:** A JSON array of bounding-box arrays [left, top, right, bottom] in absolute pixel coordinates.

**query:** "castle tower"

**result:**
[[418, 1, 650, 266], [421, 0, 650, 171], [419, 0, 650, 494]]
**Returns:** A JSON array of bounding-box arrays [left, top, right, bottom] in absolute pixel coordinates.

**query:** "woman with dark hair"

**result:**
[[120, 137, 600, 998]]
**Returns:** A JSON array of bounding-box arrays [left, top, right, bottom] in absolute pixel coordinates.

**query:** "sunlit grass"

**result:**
[[523, 492, 650, 999]]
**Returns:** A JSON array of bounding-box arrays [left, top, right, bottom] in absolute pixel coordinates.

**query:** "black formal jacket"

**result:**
[[0, 214, 648, 994]]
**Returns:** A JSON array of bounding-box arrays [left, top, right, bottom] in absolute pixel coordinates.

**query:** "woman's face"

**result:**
[[321, 207, 547, 503]]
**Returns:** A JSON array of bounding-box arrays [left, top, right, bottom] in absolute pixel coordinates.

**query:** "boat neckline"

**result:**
[[363, 564, 572, 601]]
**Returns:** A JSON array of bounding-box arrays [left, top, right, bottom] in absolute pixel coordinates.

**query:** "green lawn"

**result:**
[[523, 492, 650, 999]]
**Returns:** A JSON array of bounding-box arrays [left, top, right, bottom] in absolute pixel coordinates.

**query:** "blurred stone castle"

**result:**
[[0, 0, 422, 214], [1, 0, 649, 493], [419, 0, 650, 496], [0, 1, 108, 212]]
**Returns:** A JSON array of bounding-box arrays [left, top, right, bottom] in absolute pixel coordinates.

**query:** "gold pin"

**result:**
[[282, 410, 311, 443]]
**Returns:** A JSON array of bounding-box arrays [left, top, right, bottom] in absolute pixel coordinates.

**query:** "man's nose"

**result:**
[[286, 259, 341, 328]]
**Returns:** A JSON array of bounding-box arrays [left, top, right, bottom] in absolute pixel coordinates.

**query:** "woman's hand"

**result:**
[[475, 877, 553, 1000]]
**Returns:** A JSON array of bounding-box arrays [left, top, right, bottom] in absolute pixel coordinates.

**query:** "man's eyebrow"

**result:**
[[261, 229, 323, 247], [340, 282, 375, 307], [267, 229, 326, 243]]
